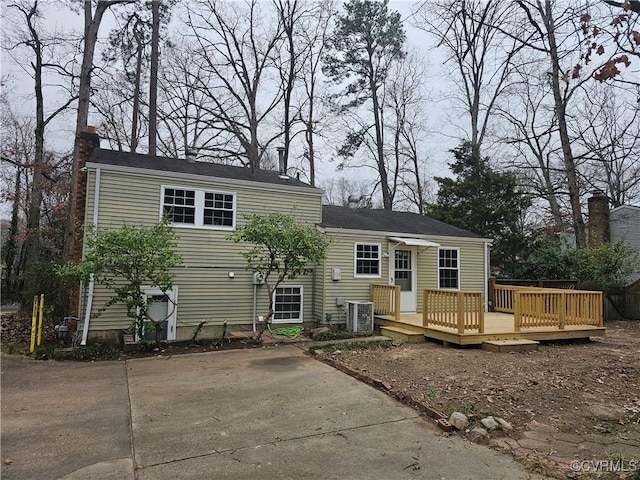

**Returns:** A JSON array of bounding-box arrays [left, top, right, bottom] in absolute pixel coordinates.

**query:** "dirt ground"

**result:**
[[315, 320, 640, 479]]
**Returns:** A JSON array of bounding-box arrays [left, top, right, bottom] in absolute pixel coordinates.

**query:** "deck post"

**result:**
[[558, 292, 566, 329], [394, 285, 401, 321], [479, 293, 485, 333], [514, 292, 521, 332], [488, 277, 496, 312], [597, 292, 604, 327], [422, 289, 428, 327], [457, 292, 465, 334]]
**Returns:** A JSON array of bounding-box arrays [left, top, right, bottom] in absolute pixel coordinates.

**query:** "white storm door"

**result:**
[[393, 247, 417, 312]]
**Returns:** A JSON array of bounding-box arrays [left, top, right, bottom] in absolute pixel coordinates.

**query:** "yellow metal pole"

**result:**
[[30, 296, 38, 353], [37, 294, 45, 345]]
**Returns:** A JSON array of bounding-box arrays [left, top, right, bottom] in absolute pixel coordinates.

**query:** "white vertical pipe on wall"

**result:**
[[80, 168, 100, 346]]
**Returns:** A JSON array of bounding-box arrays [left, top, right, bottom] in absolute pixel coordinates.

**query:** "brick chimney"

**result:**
[[70, 126, 100, 316], [587, 190, 610, 247]]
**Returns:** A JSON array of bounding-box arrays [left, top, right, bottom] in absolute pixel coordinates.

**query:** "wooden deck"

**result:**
[[371, 284, 605, 346], [375, 312, 605, 345]]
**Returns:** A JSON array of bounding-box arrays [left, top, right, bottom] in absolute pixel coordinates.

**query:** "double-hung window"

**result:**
[[163, 188, 195, 224], [354, 243, 381, 277], [438, 248, 459, 289], [162, 186, 235, 230], [272, 286, 303, 324]]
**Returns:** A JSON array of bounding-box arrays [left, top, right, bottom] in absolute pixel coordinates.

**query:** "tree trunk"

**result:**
[[64, 0, 124, 262], [369, 59, 392, 210], [148, 0, 159, 155], [24, 1, 45, 270], [130, 22, 143, 153], [543, 0, 586, 247], [4, 166, 22, 298]]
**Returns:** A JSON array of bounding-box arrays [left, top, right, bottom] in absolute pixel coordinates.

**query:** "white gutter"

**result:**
[[81, 168, 100, 346]]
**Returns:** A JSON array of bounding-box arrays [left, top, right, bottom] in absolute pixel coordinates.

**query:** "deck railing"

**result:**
[[493, 284, 550, 313], [494, 284, 603, 330], [423, 289, 485, 333], [514, 289, 603, 330], [371, 284, 401, 320]]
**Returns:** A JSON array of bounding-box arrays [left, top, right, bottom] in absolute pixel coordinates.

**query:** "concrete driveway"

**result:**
[[2, 346, 544, 479]]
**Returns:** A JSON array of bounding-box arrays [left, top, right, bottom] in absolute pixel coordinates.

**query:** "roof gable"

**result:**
[[320, 205, 485, 239], [87, 148, 320, 190]]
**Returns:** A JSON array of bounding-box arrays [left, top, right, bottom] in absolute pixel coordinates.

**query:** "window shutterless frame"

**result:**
[[438, 247, 460, 290], [160, 185, 236, 230], [272, 285, 303, 324], [354, 243, 381, 278]]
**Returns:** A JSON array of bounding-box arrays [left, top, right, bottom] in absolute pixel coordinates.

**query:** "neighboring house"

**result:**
[[610, 205, 640, 281], [610, 205, 640, 250], [74, 133, 491, 343]]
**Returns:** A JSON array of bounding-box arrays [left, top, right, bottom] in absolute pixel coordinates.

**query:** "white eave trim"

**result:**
[[319, 226, 492, 244], [388, 236, 441, 248]]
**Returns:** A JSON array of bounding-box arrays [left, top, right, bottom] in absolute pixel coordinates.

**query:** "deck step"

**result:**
[[380, 326, 425, 343], [482, 339, 539, 353]]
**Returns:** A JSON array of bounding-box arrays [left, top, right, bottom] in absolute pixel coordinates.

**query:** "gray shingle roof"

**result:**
[[320, 205, 483, 239], [87, 149, 319, 190]]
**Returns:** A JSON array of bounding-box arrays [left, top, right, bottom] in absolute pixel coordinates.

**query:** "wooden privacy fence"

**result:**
[[371, 284, 401, 320], [494, 284, 603, 330], [423, 289, 485, 333]]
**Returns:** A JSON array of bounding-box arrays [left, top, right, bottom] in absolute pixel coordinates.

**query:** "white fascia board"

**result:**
[[320, 226, 493, 244]]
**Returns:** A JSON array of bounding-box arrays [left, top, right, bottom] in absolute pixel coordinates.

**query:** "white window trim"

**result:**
[[271, 285, 304, 324], [354, 242, 382, 278], [160, 185, 236, 230], [438, 247, 460, 290]]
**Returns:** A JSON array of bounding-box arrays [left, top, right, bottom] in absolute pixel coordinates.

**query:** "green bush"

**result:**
[[513, 241, 640, 288], [20, 260, 74, 320]]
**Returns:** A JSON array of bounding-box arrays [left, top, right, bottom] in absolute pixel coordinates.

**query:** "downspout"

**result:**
[[80, 167, 100, 346], [252, 283, 257, 333], [311, 266, 317, 327]]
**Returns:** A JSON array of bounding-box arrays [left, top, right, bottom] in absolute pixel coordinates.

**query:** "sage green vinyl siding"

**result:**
[[82, 167, 322, 334], [317, 233, 390, 323], [316, 231, 488, 321]]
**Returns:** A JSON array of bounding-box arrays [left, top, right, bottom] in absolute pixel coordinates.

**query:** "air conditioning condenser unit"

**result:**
[[346, 301, 374, 332]]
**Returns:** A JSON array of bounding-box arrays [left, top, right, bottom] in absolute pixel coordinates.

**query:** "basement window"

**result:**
[[272, 286, 303, 324]]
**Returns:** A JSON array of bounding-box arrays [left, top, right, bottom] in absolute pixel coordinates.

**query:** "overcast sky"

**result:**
[[1, 0, 460, 186]]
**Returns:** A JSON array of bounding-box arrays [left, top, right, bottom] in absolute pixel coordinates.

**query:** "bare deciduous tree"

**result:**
[[413, 0, 520, 150], [574, 84, 640, 206], [185, 0, 285, 169], [511, 0, 598, 248], [323, 0, 406, 210], [384, 51, 432, 213], [5, 0, 77, 270], [496, 61, 566, 230], [65, 0, 130, 262]]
